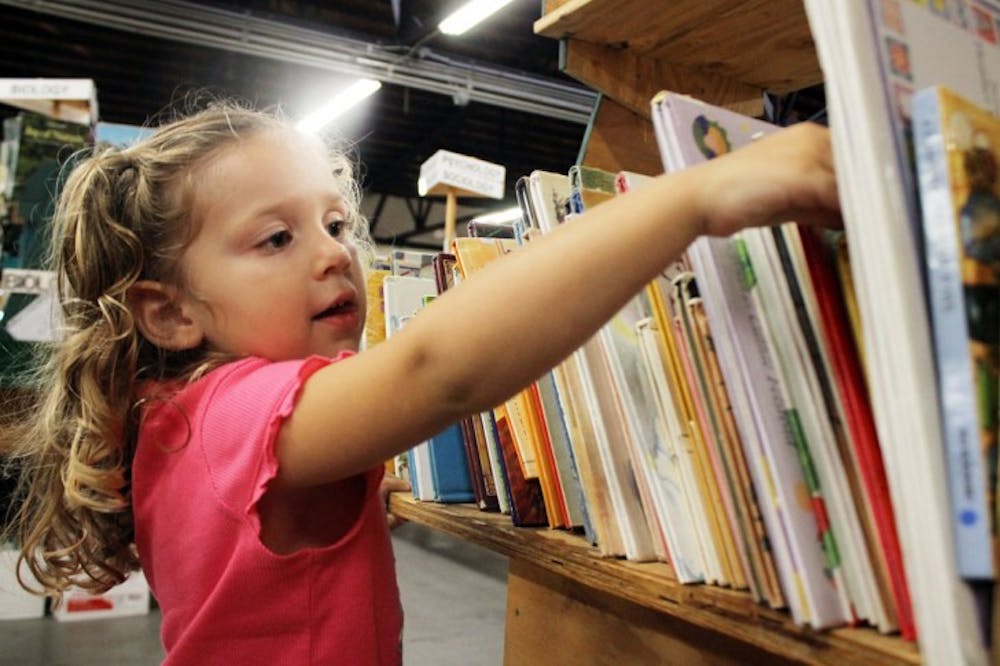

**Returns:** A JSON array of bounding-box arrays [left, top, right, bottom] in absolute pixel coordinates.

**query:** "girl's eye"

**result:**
[[260, 230, 292, 250], [326, 219, 345, 238]]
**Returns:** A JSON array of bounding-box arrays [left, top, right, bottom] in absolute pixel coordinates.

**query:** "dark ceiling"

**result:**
[[0, 0, 590, 246]]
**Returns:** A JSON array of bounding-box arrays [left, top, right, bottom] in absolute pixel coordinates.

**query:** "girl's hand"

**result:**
[[691, 122, 842, 237], [379, 473, 411, 530]]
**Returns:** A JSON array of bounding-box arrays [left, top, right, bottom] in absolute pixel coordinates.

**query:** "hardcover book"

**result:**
[[914, 86, 1000, 579]]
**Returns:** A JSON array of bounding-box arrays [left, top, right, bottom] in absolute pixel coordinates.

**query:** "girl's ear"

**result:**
[[128, 280, 204, 350]]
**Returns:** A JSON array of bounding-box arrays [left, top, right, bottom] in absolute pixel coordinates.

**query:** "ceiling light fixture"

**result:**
[[438, 0, 515, 36], [296, 78, 382, 133]]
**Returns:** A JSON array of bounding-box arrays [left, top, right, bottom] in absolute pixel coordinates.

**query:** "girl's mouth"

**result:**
[[313, 301, 356, 320]]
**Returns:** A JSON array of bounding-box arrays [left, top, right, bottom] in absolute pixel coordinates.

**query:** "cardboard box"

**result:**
[[0, 548, 45, 620], [52, 570, 150, 622]]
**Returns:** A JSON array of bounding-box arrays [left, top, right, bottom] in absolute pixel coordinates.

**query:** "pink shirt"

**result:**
[[132, 355, 403, 665]]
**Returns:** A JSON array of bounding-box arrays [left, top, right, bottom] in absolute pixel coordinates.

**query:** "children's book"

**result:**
[[667, 274, 743, 587], [451, 237, 568, 524], [915, 86, 1000, 581], [772, 223, 903, 633], [635, 316, 707, 583], [739, 226, 876, 625], [451, 237, 551, 526], [383, 275, 438, 501], [515, 178, 590, 531], [492, 404, 548, 527], [0, 111, 88, 386], [554, 167, 660, 558]]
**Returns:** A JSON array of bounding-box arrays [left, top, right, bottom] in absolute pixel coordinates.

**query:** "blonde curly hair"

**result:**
[[1, 101, 370, 599]]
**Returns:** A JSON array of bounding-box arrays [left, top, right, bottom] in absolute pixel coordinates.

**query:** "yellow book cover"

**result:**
[[364, 268, 390, 351], [646, 275, 732, 586]]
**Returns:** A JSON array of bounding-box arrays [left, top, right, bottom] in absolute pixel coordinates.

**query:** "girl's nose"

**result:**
[[314, 233, 353, 278]]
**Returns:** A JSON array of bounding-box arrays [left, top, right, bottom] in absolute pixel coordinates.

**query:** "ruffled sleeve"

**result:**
[[194, 352, 354, 526]]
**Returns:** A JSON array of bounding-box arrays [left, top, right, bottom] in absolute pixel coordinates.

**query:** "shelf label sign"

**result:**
[[418, 149, 505, 199]]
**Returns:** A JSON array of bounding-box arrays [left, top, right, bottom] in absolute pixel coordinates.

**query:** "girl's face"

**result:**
[[177, 130, 367, 361]]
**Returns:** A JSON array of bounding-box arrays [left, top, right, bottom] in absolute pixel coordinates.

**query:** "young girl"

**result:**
[[1, 103, 839, 664]]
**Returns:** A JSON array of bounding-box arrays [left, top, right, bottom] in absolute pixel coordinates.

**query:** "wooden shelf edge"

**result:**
[[561, 39, 764, 119], [390, 493, 920, 665]]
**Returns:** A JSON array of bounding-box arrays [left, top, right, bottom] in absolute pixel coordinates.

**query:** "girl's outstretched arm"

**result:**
[[278, 122, 839, 486]]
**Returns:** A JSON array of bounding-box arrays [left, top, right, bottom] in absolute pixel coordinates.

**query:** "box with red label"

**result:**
[[0, 547, 45, 620], [52, 569, 150, 622]]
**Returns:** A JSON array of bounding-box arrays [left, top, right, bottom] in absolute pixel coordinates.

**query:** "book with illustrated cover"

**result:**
[[1, 111, 88, 386], [635, 315, 707, 583], [914, 86, 1000, 580], [492, 404, 548, 527]]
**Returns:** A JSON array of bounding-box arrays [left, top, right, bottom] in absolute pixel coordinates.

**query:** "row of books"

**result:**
[[368, 4, 1000, 662], [367, 93, 916, 641]]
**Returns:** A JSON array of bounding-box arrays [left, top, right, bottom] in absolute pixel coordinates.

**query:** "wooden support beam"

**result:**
[[578, 95, 662, 176], [505, 560, 792, 665]]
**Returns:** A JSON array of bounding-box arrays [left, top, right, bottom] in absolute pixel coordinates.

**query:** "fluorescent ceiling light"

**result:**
[[473, 206, 522, 224], [439, 0, 515, 36], [296, 78, 382, 133]]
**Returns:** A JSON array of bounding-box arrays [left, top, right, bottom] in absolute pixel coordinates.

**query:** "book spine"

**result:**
[[914, 88, 994, 578]]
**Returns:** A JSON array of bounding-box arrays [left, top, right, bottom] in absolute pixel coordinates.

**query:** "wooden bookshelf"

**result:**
[[387, 3, 924, 664], [533, 0, 823, 174], [390, 494, 919, 665]]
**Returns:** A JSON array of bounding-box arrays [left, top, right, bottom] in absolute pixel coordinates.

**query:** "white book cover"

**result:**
[[636, 317, 708, 583], [574, 338, 658, 562], [383, 276, 438, 502]]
